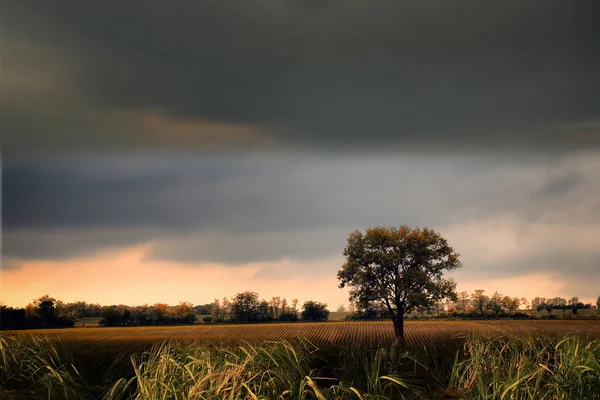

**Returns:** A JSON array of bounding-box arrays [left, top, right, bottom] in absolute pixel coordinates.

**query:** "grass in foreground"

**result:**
[[107, 340, 424, 399], [1, 332, 600, 399], [450, 334, 600, 399]]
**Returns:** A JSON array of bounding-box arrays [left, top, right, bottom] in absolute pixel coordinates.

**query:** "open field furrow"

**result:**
[[6, 320, 600, 349]]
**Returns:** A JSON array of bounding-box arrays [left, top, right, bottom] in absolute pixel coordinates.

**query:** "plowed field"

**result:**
[[9, 320, 600, 348]]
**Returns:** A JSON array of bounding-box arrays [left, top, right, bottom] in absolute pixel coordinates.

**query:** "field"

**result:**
[[4, 320, 600, 399], [11, 319, 600, 348]]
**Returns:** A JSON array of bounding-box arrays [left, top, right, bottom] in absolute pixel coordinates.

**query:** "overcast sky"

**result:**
[[2, 1, 600, 307]]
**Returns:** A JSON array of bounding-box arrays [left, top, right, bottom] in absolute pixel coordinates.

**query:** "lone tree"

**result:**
[[337, 226, 461, 341]]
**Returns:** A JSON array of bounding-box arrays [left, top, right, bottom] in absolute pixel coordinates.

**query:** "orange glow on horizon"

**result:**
[[1, 245, 348, 308]]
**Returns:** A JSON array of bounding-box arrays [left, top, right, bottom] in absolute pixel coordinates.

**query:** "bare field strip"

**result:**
[[7, 320, 600, 348]]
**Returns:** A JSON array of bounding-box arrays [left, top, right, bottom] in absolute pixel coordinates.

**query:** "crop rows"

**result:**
[[9, 320, 600, 349]]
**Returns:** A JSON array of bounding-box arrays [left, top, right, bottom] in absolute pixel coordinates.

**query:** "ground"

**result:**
[[10, 319, 600, 349]]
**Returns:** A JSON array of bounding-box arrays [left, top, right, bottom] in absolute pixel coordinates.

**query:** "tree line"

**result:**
[[0, 295, 99, 330], [0, 292, 331, 330], [344, 290, 598, 320], [445, 292, 595, 318], [209, 292, 329, 323]]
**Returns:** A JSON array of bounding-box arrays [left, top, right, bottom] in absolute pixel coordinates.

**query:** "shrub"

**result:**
[[278, 311, 299, 321], [301, 301, 329, 321]]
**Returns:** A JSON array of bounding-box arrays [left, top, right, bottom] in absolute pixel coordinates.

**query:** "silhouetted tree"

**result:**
[[471, 290, 489, 316], [38, 299, 57, 327], [231, 291, 261, 323], [487, 291, 504, 315], [301, 301, 329, 321], [269, 296, 282, 319], [457, 291, 470, 311], [338, 226, 461, 341]]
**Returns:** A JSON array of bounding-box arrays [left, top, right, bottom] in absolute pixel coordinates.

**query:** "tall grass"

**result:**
[[0, 335, 86, 399], [2, 332, 599, 399], [105, 339, 418, 399], [449, 334, 600, 399]]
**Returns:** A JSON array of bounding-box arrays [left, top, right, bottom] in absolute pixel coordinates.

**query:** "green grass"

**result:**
[[3, 323, 600, 399], [449, 334, 600, 399], [0, 335, 87, 399]]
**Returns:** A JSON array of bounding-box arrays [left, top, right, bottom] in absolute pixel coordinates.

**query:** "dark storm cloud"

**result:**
[[3, 151, 599, 264], [534, 169, 583, 197], [147, 229, 350, 266], [2, 1, 600, 154]]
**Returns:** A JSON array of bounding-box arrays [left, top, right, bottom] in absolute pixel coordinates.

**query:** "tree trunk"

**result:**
[[392, 313, 405, 344]]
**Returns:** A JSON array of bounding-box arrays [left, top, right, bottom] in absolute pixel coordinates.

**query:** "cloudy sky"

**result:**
[[2, 1, 600, 308]]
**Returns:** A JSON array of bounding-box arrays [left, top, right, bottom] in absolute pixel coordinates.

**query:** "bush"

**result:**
[[278, 311, 299, 321], [202, 316, 213, 323], [345, 307, 391, 320], [301, 301, 329, 321]]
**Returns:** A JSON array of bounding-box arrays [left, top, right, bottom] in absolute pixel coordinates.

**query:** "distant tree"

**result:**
[[174, 302, 197, 324], [471, 290, 489, 316], [61, 301, 101, 319], [37, 298, 57, 327], [446, 304, 458, 315], [24, 303, 37, 319], [221, 297, 232, 321], [301, 301, 329, 321], [258, 300, 271, 322], [597, 296, 600, 310], [194, 303, 212, 315], [336, 304, 347, 313], [152, 303, 173, 325], [347, 302, 356, 314], [549, 297, 567, 309], [100, 305, 126, 326], [231, 291, 261, 323], [457, 291, 470, 312], [131, 305, 152, 325], [568, 297, 579, 306], [278, 297, 299, 321], [54, 301, 77, 327], [348, 302, 391, 320], [502, 296, 520, 315], [338, 226, 461, 341], [530, 297, 544, 311], [487, 291, 504, 315], [210, 298, 222, 321], [269, 296, 282, 319]]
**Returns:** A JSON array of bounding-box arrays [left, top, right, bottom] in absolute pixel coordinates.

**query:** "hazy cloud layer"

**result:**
[[2, 1, 600, 154], [4, 151, 600, 294]]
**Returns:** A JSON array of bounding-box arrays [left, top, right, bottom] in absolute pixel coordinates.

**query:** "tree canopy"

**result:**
[[301, 301, 329, 321], [337, 226, 461, 340]]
